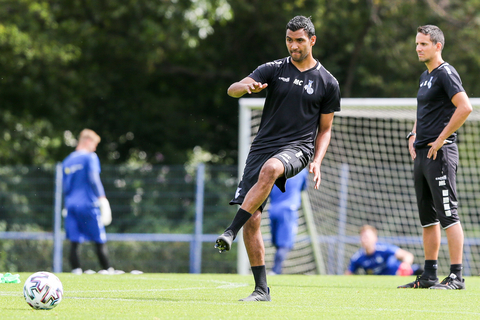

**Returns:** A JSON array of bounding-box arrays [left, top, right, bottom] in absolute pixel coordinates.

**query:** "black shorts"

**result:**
[[414, 143, 459, 229], [229, 147, 310, 211]]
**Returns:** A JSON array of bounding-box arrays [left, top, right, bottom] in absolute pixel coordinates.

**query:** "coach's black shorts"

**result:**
[[229, 147, 310, 211], [414, 143, 459, 229]]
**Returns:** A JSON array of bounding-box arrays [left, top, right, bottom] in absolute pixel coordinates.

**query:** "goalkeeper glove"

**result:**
[[99, 197, 112, 226]]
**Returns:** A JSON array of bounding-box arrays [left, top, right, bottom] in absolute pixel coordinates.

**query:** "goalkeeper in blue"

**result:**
[[345, 225, 423, 276], [63, 129, 117, 275], [268, 168, 308, 275]]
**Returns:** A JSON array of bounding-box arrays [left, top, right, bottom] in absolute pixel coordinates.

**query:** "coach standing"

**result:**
[[398, 25, 472, 290], [215, 16, 341, 301]]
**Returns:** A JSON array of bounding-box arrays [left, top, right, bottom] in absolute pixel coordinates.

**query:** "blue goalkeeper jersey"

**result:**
[[348, 243, 401, 275], [62, 150, 105, 209]]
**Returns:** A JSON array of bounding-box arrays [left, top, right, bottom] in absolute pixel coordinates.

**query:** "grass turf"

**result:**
[[1, 273, 479, 319]]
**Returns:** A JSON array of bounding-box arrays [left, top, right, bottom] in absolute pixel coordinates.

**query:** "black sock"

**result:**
[[251, 265, 268, 293], [422, 260, 438, 280], [95, 243, 111, 270], [450, 264, 463, 281], [225, 208, 252, 239], [70, 242, 81, 270]]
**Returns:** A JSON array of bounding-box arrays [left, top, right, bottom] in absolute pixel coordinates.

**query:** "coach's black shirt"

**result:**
[[415, 62, 465, 149], [248, 57, 341, 156]]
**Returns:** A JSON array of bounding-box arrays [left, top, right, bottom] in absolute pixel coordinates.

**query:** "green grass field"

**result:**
[[1, 273, 479, 319]]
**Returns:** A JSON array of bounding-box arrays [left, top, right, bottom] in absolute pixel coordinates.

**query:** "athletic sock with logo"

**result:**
[[422, 260, 438, 280], [450, 264, 463, 281], [225, 208, 252, 239]]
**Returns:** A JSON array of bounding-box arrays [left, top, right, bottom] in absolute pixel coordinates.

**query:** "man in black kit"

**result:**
[[398, 25, 472, 290], [215, 16, 341, 301]]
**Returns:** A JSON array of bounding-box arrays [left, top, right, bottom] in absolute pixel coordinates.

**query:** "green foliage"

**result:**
[[1, 0, 480, 166]]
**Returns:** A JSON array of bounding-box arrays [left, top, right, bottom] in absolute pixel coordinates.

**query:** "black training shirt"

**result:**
[[415, 62, 465, 148], [248, 57, 341, 155]]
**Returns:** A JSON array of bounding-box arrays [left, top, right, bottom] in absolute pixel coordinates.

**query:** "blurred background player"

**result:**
[[345, 225, 423, 276], [62, 129, 119, 275], [268, 168, 308, 275]]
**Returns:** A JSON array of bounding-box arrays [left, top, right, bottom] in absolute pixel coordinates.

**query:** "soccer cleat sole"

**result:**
[[214, 232, 233, 253]]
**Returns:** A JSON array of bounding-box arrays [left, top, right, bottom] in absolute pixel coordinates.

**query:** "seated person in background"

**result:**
[[345, 225, 423, 276]]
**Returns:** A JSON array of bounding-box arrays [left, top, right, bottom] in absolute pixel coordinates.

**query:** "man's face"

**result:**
[[416, 33, 440, 63], [85, 138, 98, 152], [286, 29, 316, 62], [360, 229, 377, 253]]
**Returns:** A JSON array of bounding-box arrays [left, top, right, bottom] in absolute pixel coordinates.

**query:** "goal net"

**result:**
[[238, 97, 480, 276]]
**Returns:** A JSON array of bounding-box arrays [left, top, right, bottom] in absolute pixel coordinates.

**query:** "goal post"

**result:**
[[238, 97, 480, 276]]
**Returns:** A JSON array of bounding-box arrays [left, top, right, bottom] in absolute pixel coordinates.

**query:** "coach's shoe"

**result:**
[[397, 275, 438, 288], [239, 287, 271, 302], [214, 230, 234, 253], [429, 273, 465, 290]]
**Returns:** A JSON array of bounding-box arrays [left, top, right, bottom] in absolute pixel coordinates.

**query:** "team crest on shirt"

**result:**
[[420, 76, 434, 89], [304, 80, 314, 94]]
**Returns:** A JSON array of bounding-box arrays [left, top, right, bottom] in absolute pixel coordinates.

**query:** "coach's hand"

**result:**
[[309, 161, 322, 189], [408, 136, 416, 160], [427, 139, 447, 160]]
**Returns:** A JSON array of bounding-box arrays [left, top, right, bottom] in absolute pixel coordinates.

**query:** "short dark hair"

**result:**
[[286, 16, 315, 38], [417, 25, 445, 50]]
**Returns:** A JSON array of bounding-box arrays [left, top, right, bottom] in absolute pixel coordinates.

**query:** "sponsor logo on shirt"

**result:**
[[279, 77, 290, 82], [293, 79, 303, 86], [64, 164, 84, 175]]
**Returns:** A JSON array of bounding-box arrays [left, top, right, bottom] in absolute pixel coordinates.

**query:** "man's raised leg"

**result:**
[[215, 158, 284, 253]]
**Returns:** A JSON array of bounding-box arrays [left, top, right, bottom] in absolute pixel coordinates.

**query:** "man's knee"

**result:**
[[259, 158, 284, 181]]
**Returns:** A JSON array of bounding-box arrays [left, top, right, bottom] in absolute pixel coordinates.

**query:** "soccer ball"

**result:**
[[23, 272, 63, 310]]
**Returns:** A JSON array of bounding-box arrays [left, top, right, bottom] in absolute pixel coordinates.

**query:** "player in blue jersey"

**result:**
[[215, 16, 341, 301], [398, 25, 472, 290], [268, 168, 308, 275], [346, 225, 422, 276], [63, 129, 116, 275]]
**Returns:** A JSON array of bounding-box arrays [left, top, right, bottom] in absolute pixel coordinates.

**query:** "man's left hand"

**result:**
[[427, 139, 447, 160]]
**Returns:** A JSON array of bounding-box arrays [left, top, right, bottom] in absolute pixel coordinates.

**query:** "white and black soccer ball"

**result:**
[[23, 271, 63, 310]]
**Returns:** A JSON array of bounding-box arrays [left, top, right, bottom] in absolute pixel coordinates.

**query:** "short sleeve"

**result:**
[[321, 79, 341, 114], [248, 62, 277, 84], [439, 66, 465, 100]]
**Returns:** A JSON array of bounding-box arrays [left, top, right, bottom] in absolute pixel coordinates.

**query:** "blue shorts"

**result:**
[[65, 205, 107, 244]]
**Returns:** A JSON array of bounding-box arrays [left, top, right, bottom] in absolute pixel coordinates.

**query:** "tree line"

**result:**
[[1, 0, 479, 166]]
